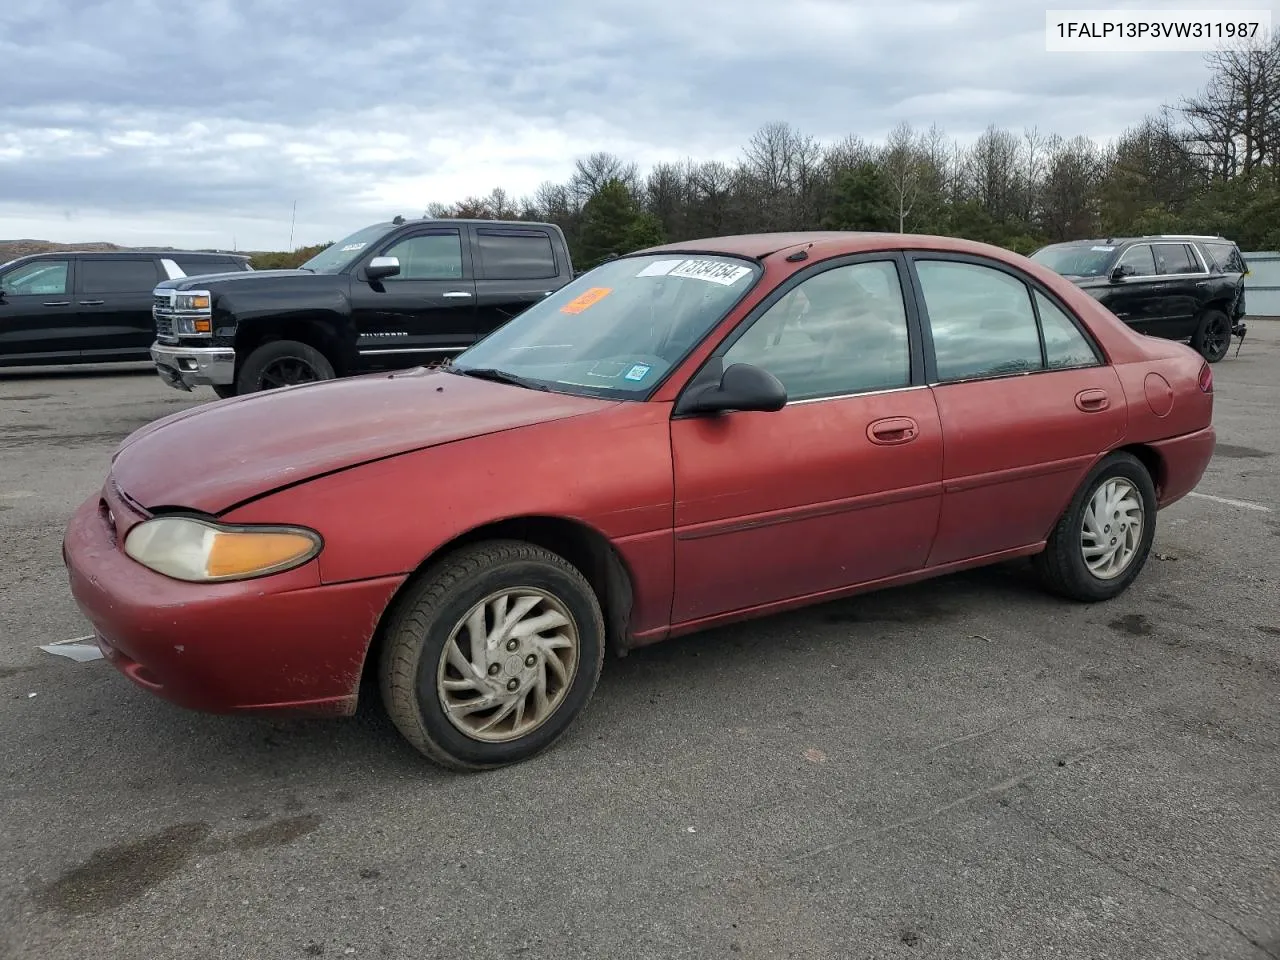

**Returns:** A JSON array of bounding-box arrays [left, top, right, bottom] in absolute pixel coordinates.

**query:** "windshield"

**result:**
[[298, 222, 395, 274], [451, 253, 762, 398], [1030, 243, 1117, 278]]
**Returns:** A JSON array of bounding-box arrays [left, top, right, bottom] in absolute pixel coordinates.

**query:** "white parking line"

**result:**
[[1187, 492, 1272, 512]]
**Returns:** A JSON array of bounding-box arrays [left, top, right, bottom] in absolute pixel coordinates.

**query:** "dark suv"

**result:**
[[0, 250, 251, 368], [1029, 235, 1246, 362]]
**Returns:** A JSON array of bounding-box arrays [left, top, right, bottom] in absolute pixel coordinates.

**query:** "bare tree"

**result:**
[[879, 122, 925, 232], [965, 125, 1022, 222], [570, 152, 639, 203], [1040, 134, 1104, 240], [1022, 126, 1049, 224], [1180, 35, 1280, 179]]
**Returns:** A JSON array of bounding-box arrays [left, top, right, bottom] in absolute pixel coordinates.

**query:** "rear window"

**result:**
[[1202, 241, 1246, 273], [1029, 243, 1116, 278], [174, 258, 247, 276]]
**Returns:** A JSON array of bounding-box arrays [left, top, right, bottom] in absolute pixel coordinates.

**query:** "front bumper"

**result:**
[[62, 489, 405, 716], [151, 341, 236, 390]]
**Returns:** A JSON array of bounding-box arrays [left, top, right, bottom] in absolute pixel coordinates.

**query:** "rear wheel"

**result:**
[[1192, 308, 1231, 363], [1032, 452, 1157, 602], [235, 339, 335, 394], [378, 540, 606, 770]]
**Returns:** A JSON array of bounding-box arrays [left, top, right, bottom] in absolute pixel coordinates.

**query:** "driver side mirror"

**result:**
[[1110, 263, 1135, 282], [676, 362, 787, 416], [366, 256, 400, 281]]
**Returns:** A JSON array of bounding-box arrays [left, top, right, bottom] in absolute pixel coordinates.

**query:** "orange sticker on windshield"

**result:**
[[560, 287, 612, 314]]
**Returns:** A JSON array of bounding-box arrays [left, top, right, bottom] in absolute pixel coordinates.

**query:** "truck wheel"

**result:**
[[1191, 309, 1231, 363], [236, 340, 336, 393]]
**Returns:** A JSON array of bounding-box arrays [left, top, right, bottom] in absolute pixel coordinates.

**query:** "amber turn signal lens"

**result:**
[[190, 295, 211, 309], [194, 318, 212, 333], [206, 531, 319, 578]]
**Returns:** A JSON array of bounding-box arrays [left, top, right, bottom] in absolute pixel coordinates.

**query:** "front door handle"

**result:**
[[78, 299, 105, 305], [442, 291, 472, 299], [42, 301, 71, 306], [867, 417, 918, 445], [1075, 388, 1110, 412]]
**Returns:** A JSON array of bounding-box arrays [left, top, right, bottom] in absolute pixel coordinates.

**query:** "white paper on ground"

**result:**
[[38, 637, 104, 663]]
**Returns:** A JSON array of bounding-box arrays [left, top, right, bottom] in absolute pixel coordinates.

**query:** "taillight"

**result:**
[[1198, 362, 1213, 393]]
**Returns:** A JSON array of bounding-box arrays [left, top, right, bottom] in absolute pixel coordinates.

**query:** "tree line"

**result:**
[[252, 38, 1280, 270]]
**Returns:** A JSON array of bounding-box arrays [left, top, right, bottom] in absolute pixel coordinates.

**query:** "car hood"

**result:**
[[110, 369, 616, 514], [155, 269, 314, 291]]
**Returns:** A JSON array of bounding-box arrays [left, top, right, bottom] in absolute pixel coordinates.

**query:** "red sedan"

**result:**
[[63, 232, 1216, 769]]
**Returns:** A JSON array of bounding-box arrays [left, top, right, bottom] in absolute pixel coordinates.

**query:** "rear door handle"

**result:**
[[867, 417, 918, 445], [1075, 388, 1110, 412], [42, 301, 71, 306], [442, 291, 472, 299], [78, 299, 105, 305]]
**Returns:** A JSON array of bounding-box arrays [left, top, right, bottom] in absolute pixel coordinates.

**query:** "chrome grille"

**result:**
[[153, 292, 177, 342]]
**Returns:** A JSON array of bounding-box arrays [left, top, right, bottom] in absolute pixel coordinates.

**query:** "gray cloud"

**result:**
[[0, 0, 1267, 248]]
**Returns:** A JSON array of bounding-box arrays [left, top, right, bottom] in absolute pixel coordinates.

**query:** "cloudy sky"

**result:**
[[0, 0, 1270, 250]]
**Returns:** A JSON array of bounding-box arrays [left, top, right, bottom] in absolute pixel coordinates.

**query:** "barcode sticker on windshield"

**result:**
[[1091, 246, 1115, 251], [560, 286, 612, 314], [636, 259, 684, 277], [668, 259, 752, 285], [340, 242, 367, 252]]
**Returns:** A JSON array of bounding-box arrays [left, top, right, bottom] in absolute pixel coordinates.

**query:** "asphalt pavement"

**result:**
[[1, 332, 1278, 960]]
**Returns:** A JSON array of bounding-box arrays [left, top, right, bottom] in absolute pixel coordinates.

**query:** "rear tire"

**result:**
[[235, 339, 335, 394], [1032, 452, 1157, 602], [378, 540, 606, 770], [1192, 308, 1231, 363]]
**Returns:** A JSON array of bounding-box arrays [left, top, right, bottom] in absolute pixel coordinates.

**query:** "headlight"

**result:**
[[175, 293, 210, 310], [173, 315, 213, 335], [123, 516, 322, 582]]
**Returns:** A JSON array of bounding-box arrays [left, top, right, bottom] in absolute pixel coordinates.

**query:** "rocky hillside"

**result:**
[[1, 239, 136, 261]]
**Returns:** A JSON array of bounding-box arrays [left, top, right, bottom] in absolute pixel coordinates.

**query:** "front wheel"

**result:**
[[235, 339, 336, 394], [1192, 309, 1232, 363], [1032, 452, 1157, 602], [378, 540, 606, 770]]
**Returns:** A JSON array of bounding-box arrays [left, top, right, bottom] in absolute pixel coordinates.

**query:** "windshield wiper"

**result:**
[[450, 367, 549, 391]]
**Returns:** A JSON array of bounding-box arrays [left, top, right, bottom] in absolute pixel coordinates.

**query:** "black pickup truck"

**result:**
[[1029, 234, 1247, 362], [150, 217, 575, 397]]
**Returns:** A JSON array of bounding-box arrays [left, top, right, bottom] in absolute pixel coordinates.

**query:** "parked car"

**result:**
[[0, 250, 251, 367], [1028, 234, 1247, 362], [150, 217, 575, 398], [64, 232, 1215, 770]]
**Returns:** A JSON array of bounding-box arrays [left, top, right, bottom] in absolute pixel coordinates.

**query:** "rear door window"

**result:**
[[916, 259, 1043, 382], [78, 258, 160, 294], [476, 230, 558, 280], [1152, 243, 1199, 275]]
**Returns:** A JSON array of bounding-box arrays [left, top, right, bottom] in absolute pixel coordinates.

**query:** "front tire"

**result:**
[[1032, 452, 1157, 602], [235, 339, 336, 394], [1192, 309, 1231, 363], [378, 540, 606, 770]]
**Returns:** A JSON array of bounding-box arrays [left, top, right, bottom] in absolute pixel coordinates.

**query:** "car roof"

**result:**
[[639, 231, 1021, 261], [6, 249, 247, 261], [1042, 235, 1234, 247]]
